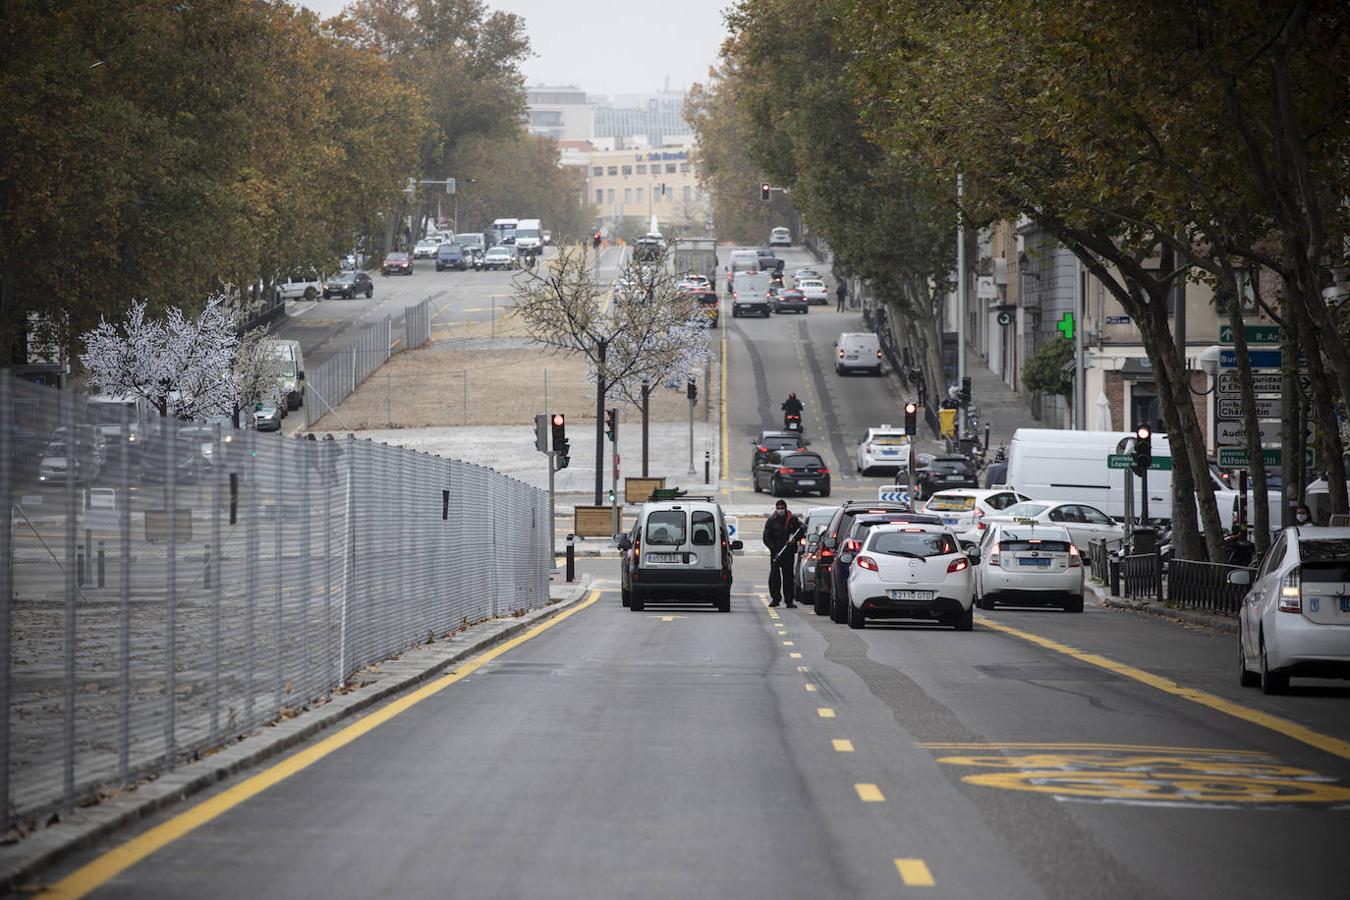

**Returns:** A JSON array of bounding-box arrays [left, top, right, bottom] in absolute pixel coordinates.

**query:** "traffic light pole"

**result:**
[[956, 173, 967, 443], [546, 450, 557, 563]]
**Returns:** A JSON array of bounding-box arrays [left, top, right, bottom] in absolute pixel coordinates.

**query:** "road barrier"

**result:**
[[0, 375, 549, 828], [1167, 558, 1251, 614], [1121, 551, 1164, 601]]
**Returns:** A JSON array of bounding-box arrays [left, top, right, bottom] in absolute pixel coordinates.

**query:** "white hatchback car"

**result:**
[[974, 523, 1084, 612], [981, 500, 1124, 560], [844, 524, 977, 630], [1230, 527, 1350, 694], [797, 278, 829, 304], [923, 489, 1032, 543], [856, 427, 912, 476], [412, 237, 442, 259]]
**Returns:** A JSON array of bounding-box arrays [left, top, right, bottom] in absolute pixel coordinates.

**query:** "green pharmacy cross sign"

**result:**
[[1057, 312, 1074, 340]]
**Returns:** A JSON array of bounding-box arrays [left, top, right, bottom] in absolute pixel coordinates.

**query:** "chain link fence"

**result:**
[[304, 317, 393, 429], [404, 298, 430, 353], [0, 374, 549, 828]]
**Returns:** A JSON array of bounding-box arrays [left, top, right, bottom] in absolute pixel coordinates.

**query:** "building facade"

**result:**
[[525, 85, 594, 142], [585, 147, 709, 231]]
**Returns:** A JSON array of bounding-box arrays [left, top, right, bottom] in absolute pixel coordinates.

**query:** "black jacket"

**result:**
[[781, 397, 803, 415], [762, 511, 801, 554]]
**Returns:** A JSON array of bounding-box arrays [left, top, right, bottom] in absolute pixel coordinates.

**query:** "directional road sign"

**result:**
[[878, 487, 910, 504], [725, 515, 738, 541], [1217, 398, 1280, 420], [1216, 421, 1284, 446], [1217, 447, 1313, 468], [1219, 348, 1306, 369], [1219, 324, 1281, 344]]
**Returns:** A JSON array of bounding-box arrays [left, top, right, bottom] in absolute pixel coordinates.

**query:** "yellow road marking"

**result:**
[[796, 665, 809, 672], [895, 859, 935, 887], [855, 783, 885, 802], [817, 707, 836, 718], [789, 652, 802, 659], [833, 739, 855, 753], [783, 640, 794, 646], [719, 310, 729, 480], [804, 684, 817, 692], [918, 741, 1270, 755], [977, 617, 1350, 761], [40, 591, 603, 899], [654, 615, 686, 622]]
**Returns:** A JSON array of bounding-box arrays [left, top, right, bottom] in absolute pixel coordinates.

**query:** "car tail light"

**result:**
[[778, 466, 793, 475], [876, 350, 882, 359], [819, 467, 830, 475], [838, 349, 845, 359], [974, 508, 987, 530], [844, 539, 860, 552], [821, 547, 834, 559], [757, 445, 768, 453], [1278, 567, 1301, 612], [856, 555, 879, 572], [989, 549, 1000, 567], [1068, 544, 1082, 568], [947, 557, 970, 573]]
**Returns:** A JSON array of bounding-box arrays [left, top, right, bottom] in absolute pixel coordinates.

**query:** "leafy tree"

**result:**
[[452, 133, 593, 243], [1022, 340, 1075, 402]]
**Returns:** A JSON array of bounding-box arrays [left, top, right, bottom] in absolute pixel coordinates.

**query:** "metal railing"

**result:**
[[404, 298, 430, 352], [0, 375, 550, 827], [1167, 558, 1251, 614], [305, 317, 393, 428], [1121, 551, 1164, 601], [1088, 538, 1125, 585]]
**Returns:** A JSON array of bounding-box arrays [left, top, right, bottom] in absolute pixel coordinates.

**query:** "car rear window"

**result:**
[[784, 454, 823, 467], [1003, 502, 1049, 518], [925, 496, 977, 512], [869, 532, 957, 557], [765, 437, 799, 449], [929, 461, 973, 474], [1299, 540, 1350, 564], [645, 511, 686, 546], [871, 435, 908, 446], [1001, 539, 1071, 552]]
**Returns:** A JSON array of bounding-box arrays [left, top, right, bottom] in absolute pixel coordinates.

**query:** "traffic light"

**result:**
[[904, 401, 918, 436], [534, 413, 548, 452], [960, 376, 972, 406], [607, 488, 616, 504], [1133, 424, 1152, 475], [760, 182, 771, 201], [687, 379, 697, 402], [605, 408, 617, 442], [551, 413, 569, 469]]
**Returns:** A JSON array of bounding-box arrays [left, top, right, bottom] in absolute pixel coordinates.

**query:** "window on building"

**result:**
[[680, 163, 691, 173], [592, 167, 603, 176], [636, 164, 647, 174], [595, 189, 603, 204], [636, 188, 644, 204], [624, 188, 632, 203], [607, 166, 618, 176], [607, 189, 615, 203], [622, 165, 632, 176], [683, 185, 692, 202], [666, 163, 677, 173]]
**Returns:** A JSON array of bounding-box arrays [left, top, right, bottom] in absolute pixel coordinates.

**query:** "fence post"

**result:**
[[62, 387, 77, 810], [1155, 546, 1165, 602], [209, 423, 223, 743], [164, 416, 178, 771], [245, 426, 257, 728], [0, 371, 13, 826], [118, 398, 131, 781]]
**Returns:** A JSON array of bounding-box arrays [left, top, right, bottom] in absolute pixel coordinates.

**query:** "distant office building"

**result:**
[[592, 91, 694, 146], [526, 85, 594, 141], [586, 146, 708, 231]]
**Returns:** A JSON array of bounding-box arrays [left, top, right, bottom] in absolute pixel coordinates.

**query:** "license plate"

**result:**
[[647, 553, 683, 564], [846, 355, 858, 360], [1020, 557, 1052, 567], [1341, 597, 1350, 613], [797, 479, 815, 486], [889, 590, 934, 601], [942, 517, 959, 526]]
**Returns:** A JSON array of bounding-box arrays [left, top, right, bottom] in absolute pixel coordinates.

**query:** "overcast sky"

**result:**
[[299, 0, 731, 97]]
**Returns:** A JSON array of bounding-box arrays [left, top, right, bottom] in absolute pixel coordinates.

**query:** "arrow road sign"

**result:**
[[878, 488, 910, 504], [1219, 323, 1281, 344], [1218, 398, 1281, 420]]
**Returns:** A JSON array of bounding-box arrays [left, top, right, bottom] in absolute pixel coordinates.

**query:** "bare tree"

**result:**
[[511, 244, 713, 504]]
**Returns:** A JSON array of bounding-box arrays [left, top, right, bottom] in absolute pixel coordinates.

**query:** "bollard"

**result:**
[[1109, 556, 1121, 597], [566, 533, 576, 583], [704, 450, 710, 484], [204, 544, 212, 589], [97, 540, 106, 588]]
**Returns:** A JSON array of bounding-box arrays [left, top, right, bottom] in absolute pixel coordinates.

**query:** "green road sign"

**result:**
[[1107, 454, 1172, 471], [1217, 447, 1314, 468], [1057, 311, 1074, 340], [1219, 323, 1282, 344]]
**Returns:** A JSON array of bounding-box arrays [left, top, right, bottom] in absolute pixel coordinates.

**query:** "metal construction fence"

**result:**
[[404, 298, 430, 353], [0, 374, 550, 827], [304, 316, 393, 429], [1166, 558, 1251, 613]]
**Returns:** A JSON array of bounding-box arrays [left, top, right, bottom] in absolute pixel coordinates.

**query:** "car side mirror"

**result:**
[[297, 370, 305, 382], [823, 536, 837, 550], [966, 547, 982, 563], [1227, 569, 1251, 586], [615, 535, 631, 550], [838, 551, 855, 565], [803, 440, 811, 446], [731, 539, 744, 551]]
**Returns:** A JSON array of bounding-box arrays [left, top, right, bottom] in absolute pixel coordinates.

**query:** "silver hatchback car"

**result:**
[[1230, 526, 1350, 694]]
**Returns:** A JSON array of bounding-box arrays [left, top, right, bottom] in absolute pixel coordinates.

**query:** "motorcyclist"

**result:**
[[781, 393, 803, 417]]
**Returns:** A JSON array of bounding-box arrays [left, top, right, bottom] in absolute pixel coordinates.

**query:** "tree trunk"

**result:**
[[1296, 302, 1347, 515], [1222, 278, 1271, 554]]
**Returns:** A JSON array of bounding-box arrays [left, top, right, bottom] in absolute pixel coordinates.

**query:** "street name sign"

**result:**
[[1219, 324, 1281, 344], [1107, 454, 1171, 471], [1216, 421, 1282, 445], [1217, 447, 1313, 467], [1219, 348, 1306, 369], [1217, 398, 1280, 420]]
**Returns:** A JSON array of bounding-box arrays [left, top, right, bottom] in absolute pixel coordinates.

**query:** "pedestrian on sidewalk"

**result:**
[[763, 499, 803, 607], [836, 281, 846, 312]]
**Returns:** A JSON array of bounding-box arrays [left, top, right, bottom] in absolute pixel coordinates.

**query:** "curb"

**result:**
[[0, 575, 594, 893], [1087, 581, 1238, 634]]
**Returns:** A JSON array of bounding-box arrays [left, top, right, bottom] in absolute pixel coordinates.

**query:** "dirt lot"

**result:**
[[311, 313, 721, 431]]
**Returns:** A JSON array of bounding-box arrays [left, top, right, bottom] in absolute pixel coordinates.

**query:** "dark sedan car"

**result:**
[[750, 430, 809, 470], [436, 243, 467, 271], [322, 271, 373, 299], [382, 252, 413, 276], [825, 512, 943, 622], [916, 455, 980, 499], [811, 501, 913, 616], [770, 288, 808, 314], [753, 450, 830, 497]]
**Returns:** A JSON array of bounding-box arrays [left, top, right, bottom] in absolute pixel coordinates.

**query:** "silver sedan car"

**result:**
[[1231, 527, 1350, 694], [794, 506, 838, 598]]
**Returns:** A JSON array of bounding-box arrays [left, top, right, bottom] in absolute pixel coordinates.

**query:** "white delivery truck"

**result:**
[[730, 272, 772, 317], [1005, 428, 1282, 528], [514, 218, 543, 254]]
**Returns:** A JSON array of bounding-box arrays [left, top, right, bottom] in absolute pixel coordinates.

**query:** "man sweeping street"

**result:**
[[763, 499, 803, 607]]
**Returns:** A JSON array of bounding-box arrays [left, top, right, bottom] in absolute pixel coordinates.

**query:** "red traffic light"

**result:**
[[904, 401, 918, 415], [1135, 425, 1151, 440], [552, 413, 565, 427]]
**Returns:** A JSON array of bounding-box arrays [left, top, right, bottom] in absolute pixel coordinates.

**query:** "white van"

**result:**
[[731, 272, 772, 317], [615, 497, 743, 611], [515, 218, 543, 253], [1004, 428, 1282, 528], [277, 272, 321, 301], [835, 333, 882, 375], [266, 339, 306, 410]]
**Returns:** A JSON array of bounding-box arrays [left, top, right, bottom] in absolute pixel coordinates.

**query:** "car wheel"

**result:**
[[752, 474, 762, 493], [813, 583, 830, 616], [717, 589, 731, 613], [630, 589, 645, 612], [1259, 632, 1287, 694], [847, 600, 865, 629], [366, 287, 373, 298], [977, 592, 995, 611], [770, 478, 782, 497], [831, 591, 847, 624], [304, 287, 317, 301], [1063, 593, 1084, 613], [621, 585, 631, 608], [1238, 626, 1259, 687], [819, 488, 830, 497], [322, 292, 331, 300], [954, 605, 974, 631]]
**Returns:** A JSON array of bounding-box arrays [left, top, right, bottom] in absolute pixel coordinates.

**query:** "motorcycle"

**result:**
[[469, 248, 485, 270], [783, 412, 803, 433]]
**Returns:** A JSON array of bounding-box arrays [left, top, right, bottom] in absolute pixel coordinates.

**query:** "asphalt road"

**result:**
[[43, 556, 1350, 898]]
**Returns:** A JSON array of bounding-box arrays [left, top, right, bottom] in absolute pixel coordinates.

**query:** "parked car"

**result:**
[[797, 278, 829, 304], [770, 288, 808, 314], [812, 500, 912, 616], [826, 512, 943, 623], [794, 506, 840, 599], [844, 523, 977, 630], [916, 456, 981, 499], [253, 401, 283, 432], [770, 226, 792, 246], [921, 488, 1030, 540], [750, 430, 809, 470], [436, 243, 467, 271], [974, 523, 1084, 612], [412, 237, 442, 259], [615, 497, 742, 612], [277, 272, 322, 301], [483, 246, 517, 270], [323, 271, 373, 299], [753, 450, 830, 497], [382, 252, 413, 276], [981, 500, 1124, 561], [1231, 526, 1350, 693]]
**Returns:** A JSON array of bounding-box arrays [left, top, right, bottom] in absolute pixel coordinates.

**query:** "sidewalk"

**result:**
[[1085, 578, 1238, 634], [0, 577, 594, 892], [956, 352, 1033, 453]]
